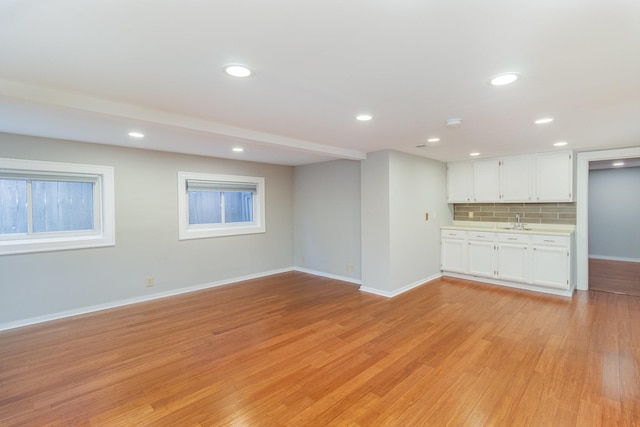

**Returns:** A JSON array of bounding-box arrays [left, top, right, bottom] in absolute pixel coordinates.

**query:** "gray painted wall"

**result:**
[[361, 151, 392, 291], [293, 160, 361, 280], [389, 151, 451, 289], [361, 150, 451, 293], [0, 133, 294, 325], [588, 167, 640, 261]]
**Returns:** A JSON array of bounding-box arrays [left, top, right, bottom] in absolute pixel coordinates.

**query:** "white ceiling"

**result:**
[[1, 1, 639, 166]]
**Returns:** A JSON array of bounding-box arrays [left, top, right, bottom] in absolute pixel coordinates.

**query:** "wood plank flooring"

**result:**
[[589, 258, 640, 297], [1, 272, 640, 426]]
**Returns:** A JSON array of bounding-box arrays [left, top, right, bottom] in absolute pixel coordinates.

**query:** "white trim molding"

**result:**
[[589, 255, 640, 263], [359, 273, 442, 298], [442, 272, 574, 297], [294, 267, 361, 285], [0, 268, 294, 331]]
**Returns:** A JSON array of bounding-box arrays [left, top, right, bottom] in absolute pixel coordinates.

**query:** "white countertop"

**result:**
[[441, 221, 574, 236]]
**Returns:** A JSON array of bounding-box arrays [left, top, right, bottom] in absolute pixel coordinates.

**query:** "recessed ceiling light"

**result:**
[[356, 114, 373, 121], [128, 132, 144, 138], [427, 137, 440, 143], [613, 162, 625, 167], [232, 147, 244, 152], [223, 64, 253, 78], [469, 152, 481, 157], [554, 141, 568, 147], [535, 117, 554, 125], [446, 118, 462, 127], [488, 72, 521, 86]]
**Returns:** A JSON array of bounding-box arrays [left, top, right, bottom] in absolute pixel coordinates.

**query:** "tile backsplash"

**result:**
[[453, 202, 576, 225]]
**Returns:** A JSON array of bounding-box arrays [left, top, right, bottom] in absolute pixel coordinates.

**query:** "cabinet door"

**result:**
[[501, 157, 533, 202], [535, 152, 573, 201], [473, 160, 501, 202], [531, 245, 569, 289], [467, 240, 495, 278], [447, 162, 473, 203], [441, 238, 466, 273], [497, 243, 529, 282]]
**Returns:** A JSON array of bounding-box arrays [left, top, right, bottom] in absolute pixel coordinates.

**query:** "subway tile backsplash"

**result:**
[[453, 202, 576, 225]]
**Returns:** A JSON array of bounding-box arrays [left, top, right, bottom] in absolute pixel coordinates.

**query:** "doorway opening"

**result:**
[[576, 147, 640, 293], [587, 158, 640, 295]]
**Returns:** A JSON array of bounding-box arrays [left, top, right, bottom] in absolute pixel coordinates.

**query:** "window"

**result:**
[[0, 158, 115, 255], [177, 172, 265, 240]]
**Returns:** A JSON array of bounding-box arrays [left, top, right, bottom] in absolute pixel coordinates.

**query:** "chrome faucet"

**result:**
[[515, 213, 523, 230]]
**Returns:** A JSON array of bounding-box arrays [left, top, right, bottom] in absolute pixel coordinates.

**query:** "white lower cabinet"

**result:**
[[467, 232, 496, 278], [441, 228, 573, 295], [496, 234, 529, 283], [441, 230, 466, 273], [531, 235, 571, 289]]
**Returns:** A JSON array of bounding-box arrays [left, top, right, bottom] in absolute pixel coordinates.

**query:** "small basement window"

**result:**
[[0, 158, 115, 255], [177, 172, 265, 240]]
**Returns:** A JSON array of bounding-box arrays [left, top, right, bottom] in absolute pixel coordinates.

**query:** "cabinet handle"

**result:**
[[543, 239, 555, 242], [507, 237, 517, 240]]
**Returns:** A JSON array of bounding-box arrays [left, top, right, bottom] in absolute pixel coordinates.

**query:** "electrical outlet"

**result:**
[[468, 211, 474, 218], [145, 276, 154, 287], [346, 264, 355, 272]]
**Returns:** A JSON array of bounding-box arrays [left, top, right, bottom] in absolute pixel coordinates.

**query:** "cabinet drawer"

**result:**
[[498, 233, 530, 244], [467, 231, 496, 241], [531, 235, 570, 246], [441, 230, 466, 239]]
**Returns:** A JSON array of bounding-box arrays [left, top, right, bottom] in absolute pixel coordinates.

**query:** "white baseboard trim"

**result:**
[[442, 272, 574, 298], [589, 254, 640, 263], [359, 273, 443, 298], [293, 267, 361, 285], [0, 267, 295, 332]]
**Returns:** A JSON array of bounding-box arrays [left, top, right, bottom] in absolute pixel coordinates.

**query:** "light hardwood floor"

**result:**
[[589, 257, 640, 297], [1, 272, 639, 426]]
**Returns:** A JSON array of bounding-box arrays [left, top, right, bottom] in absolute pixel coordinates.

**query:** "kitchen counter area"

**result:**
[[440, 221, 575, 297], [442, 221, 575, 236]]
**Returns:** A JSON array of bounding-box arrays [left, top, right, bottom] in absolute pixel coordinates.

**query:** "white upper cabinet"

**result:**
[[447, 162, 473, 203], [446, 151, 573, 203], [501, 156, 533, 202], [535, 151, 573, 202], [473, 160, 500, 202]]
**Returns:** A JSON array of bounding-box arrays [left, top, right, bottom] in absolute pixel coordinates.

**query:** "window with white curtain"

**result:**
[[177, 172, 265, 240], [0, 158, 115, 255]]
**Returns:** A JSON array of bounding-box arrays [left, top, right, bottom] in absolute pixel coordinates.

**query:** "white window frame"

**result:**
[[0, 158, 115, 255], [177, 172, 265, 240]]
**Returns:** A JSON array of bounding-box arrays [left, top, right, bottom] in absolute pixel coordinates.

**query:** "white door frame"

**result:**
[[576, 146, 640, 290]]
